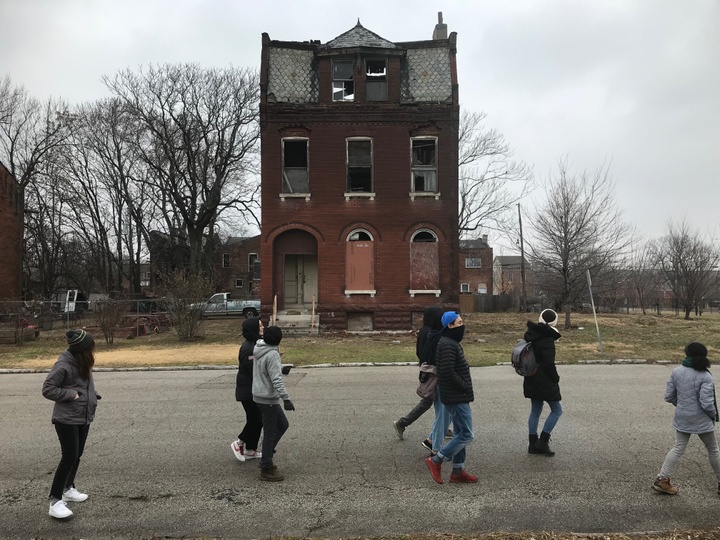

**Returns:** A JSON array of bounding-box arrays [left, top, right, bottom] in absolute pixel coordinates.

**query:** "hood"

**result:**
[[525, 320, 561, 342], [253, 339, 277, 361], [423, 306, 444, 330], [242, 317, 262, 342]]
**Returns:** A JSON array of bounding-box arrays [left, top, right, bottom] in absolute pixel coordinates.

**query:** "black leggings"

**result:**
[[238, 399, 263, 451], [50, 423, 90, 500]]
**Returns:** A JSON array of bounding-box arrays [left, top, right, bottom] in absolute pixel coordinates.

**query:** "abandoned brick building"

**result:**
[[0, 161, 23, 300], [259, 16, 460, 330]]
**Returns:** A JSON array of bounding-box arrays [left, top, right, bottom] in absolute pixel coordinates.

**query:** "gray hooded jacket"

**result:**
[[665, 365, 717, 434], [252, 339, 290, 405], [42, 350, 98, 425]]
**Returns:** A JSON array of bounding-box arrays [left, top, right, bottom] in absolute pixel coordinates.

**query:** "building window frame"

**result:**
[[345, 138, 374, 198], [460, 283, 470, 293], [281, 138, 310, 197], [365, 58, 387, 101], [222, 253, 230, 268], [465, 257, 482, 269], [235, 279, 244, 288], [410, 137, 438, 196], [332, 60, 355, 102]]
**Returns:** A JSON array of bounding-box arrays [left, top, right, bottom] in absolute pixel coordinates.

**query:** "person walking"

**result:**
[[393, 306, 443, 440], [425, 312, 478, 484], [41, 329, 100, 519], [653, 342, 720, 495], [524, 308, 562, 456], [231, 317, 264, 462], [252, 326, 295, 482]]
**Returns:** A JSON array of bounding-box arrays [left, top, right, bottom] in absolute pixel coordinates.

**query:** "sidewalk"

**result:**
[[1, 364, 718, 539]]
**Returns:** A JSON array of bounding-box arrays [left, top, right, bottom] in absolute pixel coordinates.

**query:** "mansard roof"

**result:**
[[322, 20, 399, 50]]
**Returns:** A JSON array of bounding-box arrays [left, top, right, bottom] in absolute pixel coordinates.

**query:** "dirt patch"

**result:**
[[18, 343, 239, 370]]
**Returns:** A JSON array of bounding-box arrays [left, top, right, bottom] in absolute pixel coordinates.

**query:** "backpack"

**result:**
[[511, 339, 537, 377]]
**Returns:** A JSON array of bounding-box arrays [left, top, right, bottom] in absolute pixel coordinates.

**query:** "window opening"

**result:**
[[333, 61, 354, 102], [366, 59, 387, 101], [412, 231, 437, 242], [282, 139, 309, 193], [347, 140, 372, 192], [465, 258, 482, 268], [235, 279, 244, 288], [461, 283, 470, 293], [412, 138, 437, 192], [348, 231, 372, 241], [222, 253, 230, 268]]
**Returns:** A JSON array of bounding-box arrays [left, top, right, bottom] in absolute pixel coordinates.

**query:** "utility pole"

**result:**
[[518, 203, 527, 312]]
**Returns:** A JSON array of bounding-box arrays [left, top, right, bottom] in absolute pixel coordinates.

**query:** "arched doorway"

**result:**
[[273, 229, 318, 309]]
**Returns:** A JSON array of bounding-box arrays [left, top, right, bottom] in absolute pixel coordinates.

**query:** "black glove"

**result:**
[[283, 399, 295, 411], [281, 365, 292, 375]]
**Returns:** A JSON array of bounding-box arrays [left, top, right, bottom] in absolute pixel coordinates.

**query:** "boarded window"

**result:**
[[282, 139, 309, 193], [346, 231, 374, 290], [347, 140, 372, 192], [410, 231, 439, 289]]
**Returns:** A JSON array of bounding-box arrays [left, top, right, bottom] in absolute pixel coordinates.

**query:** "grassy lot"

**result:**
[[1, 311, 718, 370]]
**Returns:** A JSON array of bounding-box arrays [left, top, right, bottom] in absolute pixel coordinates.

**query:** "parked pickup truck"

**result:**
[[193, 293, 260, 318]]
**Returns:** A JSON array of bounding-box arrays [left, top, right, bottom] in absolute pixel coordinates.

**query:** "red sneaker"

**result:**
[[425, 457, 443, 484], [450, 469, 479, 483]]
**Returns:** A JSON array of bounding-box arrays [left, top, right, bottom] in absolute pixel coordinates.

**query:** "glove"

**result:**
[[283, 399, 295, 411], [281, 365, 292, 375]]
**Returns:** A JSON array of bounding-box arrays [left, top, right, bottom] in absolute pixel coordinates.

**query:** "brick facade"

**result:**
[[213, 236, 261, 298], [458, 238, 493, 295], [0, 162, 23, 299], [259, 20, 460, 330]]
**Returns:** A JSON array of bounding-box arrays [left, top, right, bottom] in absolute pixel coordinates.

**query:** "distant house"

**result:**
[[493, 255, 532, 296], [0, 161, 23, 299], [213, 236, 261, 298], [458, 236, 493, 295], [258, 16, 460, 330]]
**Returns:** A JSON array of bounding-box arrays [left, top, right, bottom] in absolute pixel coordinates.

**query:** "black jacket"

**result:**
[[436, 335, 474, 404], [235, 317, 261, 401], [416, 306, 443, 365], [523, 321, 561, 402]]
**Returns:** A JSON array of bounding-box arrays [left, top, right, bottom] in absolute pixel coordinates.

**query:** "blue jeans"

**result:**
[[437, 402, 474, 467], [528, 398, 563, 435], [429, 387, 451, 451]]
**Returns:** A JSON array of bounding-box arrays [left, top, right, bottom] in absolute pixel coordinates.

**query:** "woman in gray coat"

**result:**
[[42, 330, 99, 519], [653, 342, 720, 495]]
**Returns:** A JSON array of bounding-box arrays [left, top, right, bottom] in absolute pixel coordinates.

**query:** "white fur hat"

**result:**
[[538, 309, 558, 327]]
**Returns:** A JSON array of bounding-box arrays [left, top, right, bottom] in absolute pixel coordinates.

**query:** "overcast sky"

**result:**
[[1, 0, 718, 254]]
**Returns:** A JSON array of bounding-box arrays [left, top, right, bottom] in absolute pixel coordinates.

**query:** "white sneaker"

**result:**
[[62, 487, 88, 502], [231, 439, 246, 461], [49, 500, 73, 519], [243, 449, 262, 460]]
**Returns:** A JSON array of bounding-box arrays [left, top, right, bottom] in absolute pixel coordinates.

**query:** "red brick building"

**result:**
[[213, 236, 261, 298], [0, 161, 23, 299], [458, 237, 493, 295], [259, 17, 460, 330]]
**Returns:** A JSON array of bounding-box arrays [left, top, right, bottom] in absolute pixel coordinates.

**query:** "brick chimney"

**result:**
[[433, 12, 448, 40]]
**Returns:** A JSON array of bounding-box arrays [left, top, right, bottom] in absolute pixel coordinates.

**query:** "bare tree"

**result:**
[[103, 64, 261, 274], [528, 159, 632, 328], [650, 220, 720, 320], [625, 239, 663, 315], [458, 111, 533, 237]]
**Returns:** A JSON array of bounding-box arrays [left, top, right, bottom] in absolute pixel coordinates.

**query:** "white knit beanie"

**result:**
[[538, 309, 558, 327]]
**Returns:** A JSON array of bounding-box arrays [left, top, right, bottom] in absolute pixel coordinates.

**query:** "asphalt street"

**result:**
[[1, 364, 719, 539]]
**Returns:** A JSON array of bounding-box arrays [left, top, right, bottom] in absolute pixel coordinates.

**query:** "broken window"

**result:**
[[333, 60, 354, 102], [411, 138, 437, 192], [366, 59, 387, 101], [282, 139, 309, 193], [347, 139, 372, 193]]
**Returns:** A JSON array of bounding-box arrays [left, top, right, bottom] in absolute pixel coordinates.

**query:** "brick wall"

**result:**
[[0, 162, 23, 299]]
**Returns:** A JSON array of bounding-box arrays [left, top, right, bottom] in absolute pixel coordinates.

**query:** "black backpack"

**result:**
[[511, 339, 538, 377]]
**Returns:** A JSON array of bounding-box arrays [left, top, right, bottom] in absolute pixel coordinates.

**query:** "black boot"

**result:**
[[528, 434, 541, 454], [535, 431, 555, 456]]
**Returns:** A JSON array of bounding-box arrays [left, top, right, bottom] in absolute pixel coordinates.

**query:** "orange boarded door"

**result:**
[[346, 241, 374, 290]]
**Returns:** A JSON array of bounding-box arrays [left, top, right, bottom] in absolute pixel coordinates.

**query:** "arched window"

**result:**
[[410, 229, 439, 294], [345, 229, 375, 295]]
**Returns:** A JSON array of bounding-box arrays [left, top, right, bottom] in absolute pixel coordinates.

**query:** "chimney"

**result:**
[[433, 12, 447, 40], [482, 234, 488, 245]]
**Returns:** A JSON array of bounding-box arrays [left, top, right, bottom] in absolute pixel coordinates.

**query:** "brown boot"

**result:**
[[652, 477, 678, 495], [260, 465, 285, 482]]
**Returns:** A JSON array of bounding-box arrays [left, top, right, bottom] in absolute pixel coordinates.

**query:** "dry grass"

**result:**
[[2, 311, 719, 370]]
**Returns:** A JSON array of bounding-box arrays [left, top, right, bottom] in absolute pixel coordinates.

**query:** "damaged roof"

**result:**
[[322, 20, 399, 50]]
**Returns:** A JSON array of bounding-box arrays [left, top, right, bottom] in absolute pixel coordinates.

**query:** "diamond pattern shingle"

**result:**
[[267, 48, 318, 103], [401, 48, 452, 103]]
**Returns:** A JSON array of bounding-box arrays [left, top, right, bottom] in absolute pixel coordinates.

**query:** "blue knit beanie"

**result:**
[[441, 311, 459, 328]]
